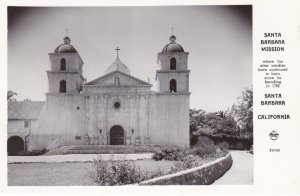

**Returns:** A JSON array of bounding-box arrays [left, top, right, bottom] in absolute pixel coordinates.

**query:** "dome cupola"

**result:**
[[63, 36, 71, 44], [54, 36, 78, 53], [162, 35, 184, 53]]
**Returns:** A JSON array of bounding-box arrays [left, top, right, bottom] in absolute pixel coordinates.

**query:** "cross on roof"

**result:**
[[115, 47, 120, 58], [65, 28, 69, 36], [171, 27, 174, 35]]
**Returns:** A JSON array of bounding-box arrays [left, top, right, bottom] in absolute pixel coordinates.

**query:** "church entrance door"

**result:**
[[110, 125, 124, 145]]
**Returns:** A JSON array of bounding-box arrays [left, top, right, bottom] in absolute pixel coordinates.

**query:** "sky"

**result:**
[[7, 6, 252, 112]]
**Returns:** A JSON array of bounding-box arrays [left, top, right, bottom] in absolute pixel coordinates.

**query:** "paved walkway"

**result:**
[[213, 150, 253, 185], [8, 153, 154, 163]]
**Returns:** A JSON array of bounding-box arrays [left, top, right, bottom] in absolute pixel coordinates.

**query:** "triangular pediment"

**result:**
[[85, 70, 152, 87]]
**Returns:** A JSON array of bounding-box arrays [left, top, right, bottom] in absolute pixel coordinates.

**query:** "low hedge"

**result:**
[[140, 153, 232, 185], [196, 133, 253, 150], [152, 144, 225, 161], [152, 146, 189, 161], [16, 149, 48, 156]]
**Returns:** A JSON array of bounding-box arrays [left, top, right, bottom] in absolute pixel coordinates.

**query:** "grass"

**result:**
[[8, 160, 176, 186], [8, 145, 230, 186], [45, 145, 163, 155]]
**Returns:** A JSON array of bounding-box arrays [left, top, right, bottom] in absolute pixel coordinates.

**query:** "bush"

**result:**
[[152, 146, 188, 161], [170, 155, 201, 173], [191, 144, 217, 158], [168, 144, 228, 174], [217, 141, 229, 150], [91, 156, 141, 185], [152, 144, 225, 161], [17, 149, 48, 156], [91, 156, 165, 185], [91, 145, 229, 185], [197, 136, 214, 146]]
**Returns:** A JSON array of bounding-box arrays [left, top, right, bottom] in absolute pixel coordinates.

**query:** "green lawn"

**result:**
[[8, 160, 176, 186]]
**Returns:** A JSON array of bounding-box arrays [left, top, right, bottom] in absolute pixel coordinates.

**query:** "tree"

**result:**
[[201, 112, 238, 135], [189, 109, 206, 146], [7, 90, 17, 101], [231, 86, 253, 136], [190, 109, 206, 131], [215, 110, 228, 119], [189, 86, 253, 147]]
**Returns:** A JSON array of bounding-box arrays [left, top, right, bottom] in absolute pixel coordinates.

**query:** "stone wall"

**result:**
[[48, 53, 83, 73], [157, 52, 189, 71], [48, 53, 84, 94], [8, 120, 38, 140], [28, 94, 86, 150], [139, 153, 232, 185], [149, 93, 190, 147], [29, 87, 190, 150], [156, 52, 189, 93]]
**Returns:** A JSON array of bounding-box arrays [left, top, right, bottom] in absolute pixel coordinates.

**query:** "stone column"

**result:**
[[135, 96, 141, 145], [126, 95, 131, 145], [144, 95, 150, 145], [103, 95, 108, 145]]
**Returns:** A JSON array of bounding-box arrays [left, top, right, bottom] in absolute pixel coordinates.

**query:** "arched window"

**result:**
[[60, 58, 66, 71], [170, 58, 176, 70], [115, 77, 120, 86], [60, 80, 66, 93], [170, 79, 177, 92]]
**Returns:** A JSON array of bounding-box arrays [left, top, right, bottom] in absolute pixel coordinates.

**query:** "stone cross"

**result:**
[[115, 47, 120, 58]]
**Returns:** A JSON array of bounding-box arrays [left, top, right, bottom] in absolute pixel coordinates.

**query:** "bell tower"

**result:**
[[47, 36, 84, 95], [156, 35, 190, 94]]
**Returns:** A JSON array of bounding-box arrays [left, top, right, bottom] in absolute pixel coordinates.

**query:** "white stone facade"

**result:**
[[28, 35, 190, 150], [7, 101, 45, 154]]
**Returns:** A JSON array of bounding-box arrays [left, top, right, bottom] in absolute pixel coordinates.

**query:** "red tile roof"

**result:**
[[8, 101, 45, 120]]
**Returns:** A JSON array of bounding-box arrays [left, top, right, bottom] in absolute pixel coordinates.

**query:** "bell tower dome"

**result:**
[[156, 35, 190, 93], [47, 36, 84, 94]]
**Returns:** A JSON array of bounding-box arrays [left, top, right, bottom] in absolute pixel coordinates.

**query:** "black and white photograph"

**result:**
[[6, 5, 253, 186], [2, 1, 300, 194]]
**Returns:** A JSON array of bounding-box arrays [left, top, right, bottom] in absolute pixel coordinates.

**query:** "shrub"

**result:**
[[152, 151, 164, 161], [91, 156, 166, 185], [170, 154, 201, 173], [91, 145, 229, 185], [143, 168, 167, 180], [197, 136, 214, 146], [17, 149, 48, 156], [191, 144, 217, 158], [152, 146, 188, 161], [153, 144, 225, 161], [217, 141, 229, 150], [91, 156, 143, 185]]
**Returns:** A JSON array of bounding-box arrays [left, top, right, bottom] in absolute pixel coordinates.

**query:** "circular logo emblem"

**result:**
[[269, 130, 279, 141]]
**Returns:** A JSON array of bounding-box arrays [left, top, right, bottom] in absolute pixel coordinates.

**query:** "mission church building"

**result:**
[[8, 34, 191, 152]]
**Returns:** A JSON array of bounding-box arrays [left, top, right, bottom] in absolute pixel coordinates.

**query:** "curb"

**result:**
[[139, 152, 233, 185]]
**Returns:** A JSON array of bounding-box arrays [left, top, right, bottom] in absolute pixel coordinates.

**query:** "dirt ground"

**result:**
[[8, 160, 176, 186]]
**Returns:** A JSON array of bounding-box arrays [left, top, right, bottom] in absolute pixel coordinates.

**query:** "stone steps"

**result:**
[[45, 144, 162, 155]]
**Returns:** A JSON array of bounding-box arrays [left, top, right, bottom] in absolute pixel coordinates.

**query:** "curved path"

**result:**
[[213, 150, 253, 185]]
